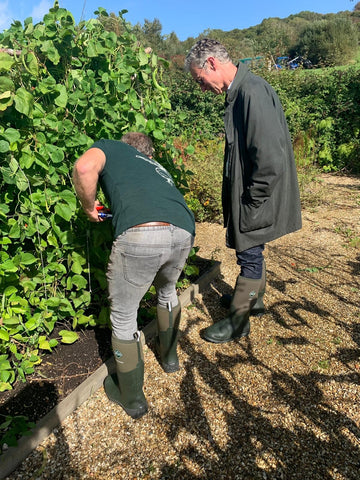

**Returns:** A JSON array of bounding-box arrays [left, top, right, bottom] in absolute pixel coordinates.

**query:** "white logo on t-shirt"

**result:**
[[136, 155, 175, 186]]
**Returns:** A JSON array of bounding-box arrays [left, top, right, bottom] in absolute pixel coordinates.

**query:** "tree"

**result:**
[[133, 18, 164, 52], [162, 32, 182, 57], [255, 17, 293, 57], [97, 11, 127, 36], [294, 16, 359, 66]]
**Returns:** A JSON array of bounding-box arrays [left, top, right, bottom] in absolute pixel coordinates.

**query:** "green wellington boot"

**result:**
[[203, 276, 262, 343], [220, 260, 266, 316], [104, 331, 148, 419], [156, 302, 181, 373]]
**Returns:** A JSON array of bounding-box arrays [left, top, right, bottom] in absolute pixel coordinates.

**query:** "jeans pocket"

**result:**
[[122, 252, 162, 287]]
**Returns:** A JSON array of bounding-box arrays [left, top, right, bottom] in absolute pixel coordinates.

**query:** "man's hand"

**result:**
[[85, 206, 102, 222], [85, 200, 110, 222]]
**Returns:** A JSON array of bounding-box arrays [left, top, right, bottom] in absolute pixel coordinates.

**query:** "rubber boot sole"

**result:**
[[202, 328, 250, 344]]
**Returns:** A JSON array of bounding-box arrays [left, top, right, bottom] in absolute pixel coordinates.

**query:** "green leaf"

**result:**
[[47, 233, 59, 247], [21, 360, 35, 374], [23, 52, 38, 76], [14, 88, 34, 118], [184, 265, 199, 276], [0, 260, 17, 272], [55, 203, 72, 221], [0, 370, 11, 382], [70, 274, 88, 290], [8, 221, 21, 238], [0, 76, 15, 94], [24, 318, 39, 331], [19, 151, 35, 169], [0, 90, 13, 111], [0, 330, 10, 342], [45, 262, 67, 274], [2, 317, 20, 326], [0, 52, 15, 72], [2, 128, 20, 144], [20, 279, 37, 292], [185, 145, 195, 155], [45, 297, 61, 307], [0, 360, 11, 370], [54, 85, 68, 108], [59, 330, 79, 344], [44, 144, 65, 164], [0, 382, 12, 392], [153, 129, 164, 140], [0, 140, 9, 152], [128, 89, 141, 109], [76, 314, 93, 325], [38, 76, 56, 94], [15, 171, 29, 191], [3, 286, 17, 296], [86, 43, 97, 58], [41, 41, 60, 65], [9, 157, 19, 174], [135, 113, 146, 129], [47, 339, 58, 348], [19, 253, 37, 265], [138, 50, 149, 66], [38, 338, 52, 351], [71, 261, 83, 274], [61, 189, 77, 209]]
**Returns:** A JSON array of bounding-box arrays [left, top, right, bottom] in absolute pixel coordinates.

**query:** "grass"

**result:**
[[334, 222, 360, 249]]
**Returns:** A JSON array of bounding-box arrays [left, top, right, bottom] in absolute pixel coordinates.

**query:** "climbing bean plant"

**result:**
[[0, 3, 186, 391]]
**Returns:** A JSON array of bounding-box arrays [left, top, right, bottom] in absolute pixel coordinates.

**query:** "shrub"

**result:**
[[182, 138, 224, 223]]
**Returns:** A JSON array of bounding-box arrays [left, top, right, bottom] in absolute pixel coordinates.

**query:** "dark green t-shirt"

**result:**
[[91, 139, 195, 239]]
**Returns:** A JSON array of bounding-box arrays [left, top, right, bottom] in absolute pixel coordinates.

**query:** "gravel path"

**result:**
[[5, 174, 360, 480]]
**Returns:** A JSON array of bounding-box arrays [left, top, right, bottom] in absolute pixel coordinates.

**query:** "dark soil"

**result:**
[[0, 325, 113, 424], [0, 256, 212, 426]]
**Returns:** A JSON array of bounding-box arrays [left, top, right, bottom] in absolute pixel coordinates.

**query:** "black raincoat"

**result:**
[[222, 63, 302, 251]]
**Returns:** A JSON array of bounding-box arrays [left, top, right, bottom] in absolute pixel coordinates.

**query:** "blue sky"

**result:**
[[0, 1, 356, 40]]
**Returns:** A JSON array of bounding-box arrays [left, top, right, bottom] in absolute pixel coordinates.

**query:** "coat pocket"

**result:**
[[240, 198, 274, 233]]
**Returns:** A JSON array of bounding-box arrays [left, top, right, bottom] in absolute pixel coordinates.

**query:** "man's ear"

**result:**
[[207, 56, 217, 70]]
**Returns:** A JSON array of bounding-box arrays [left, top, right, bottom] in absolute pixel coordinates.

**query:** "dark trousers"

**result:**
[[236, 244, 264, 279]]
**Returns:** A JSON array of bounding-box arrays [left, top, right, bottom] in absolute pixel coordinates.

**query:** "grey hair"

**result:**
[[121, 132, 154, 157], [184, 38, 231, 72]]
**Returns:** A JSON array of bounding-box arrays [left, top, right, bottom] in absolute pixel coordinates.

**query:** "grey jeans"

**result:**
[[107, 225, 194, 340]]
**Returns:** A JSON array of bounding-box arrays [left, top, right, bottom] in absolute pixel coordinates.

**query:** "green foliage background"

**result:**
[[0, 3, 187, 392]]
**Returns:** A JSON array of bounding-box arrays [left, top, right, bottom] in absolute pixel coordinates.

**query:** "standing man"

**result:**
[[185, 39, 301, 344], [73, 132, 195, 419]]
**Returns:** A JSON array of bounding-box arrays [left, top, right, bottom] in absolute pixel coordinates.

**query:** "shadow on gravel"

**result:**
[[155, 242, 360, 480], [156, 304, 360, 479]]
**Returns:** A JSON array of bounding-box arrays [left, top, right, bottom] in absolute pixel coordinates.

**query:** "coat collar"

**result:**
[[226, 63, 249, 104]]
